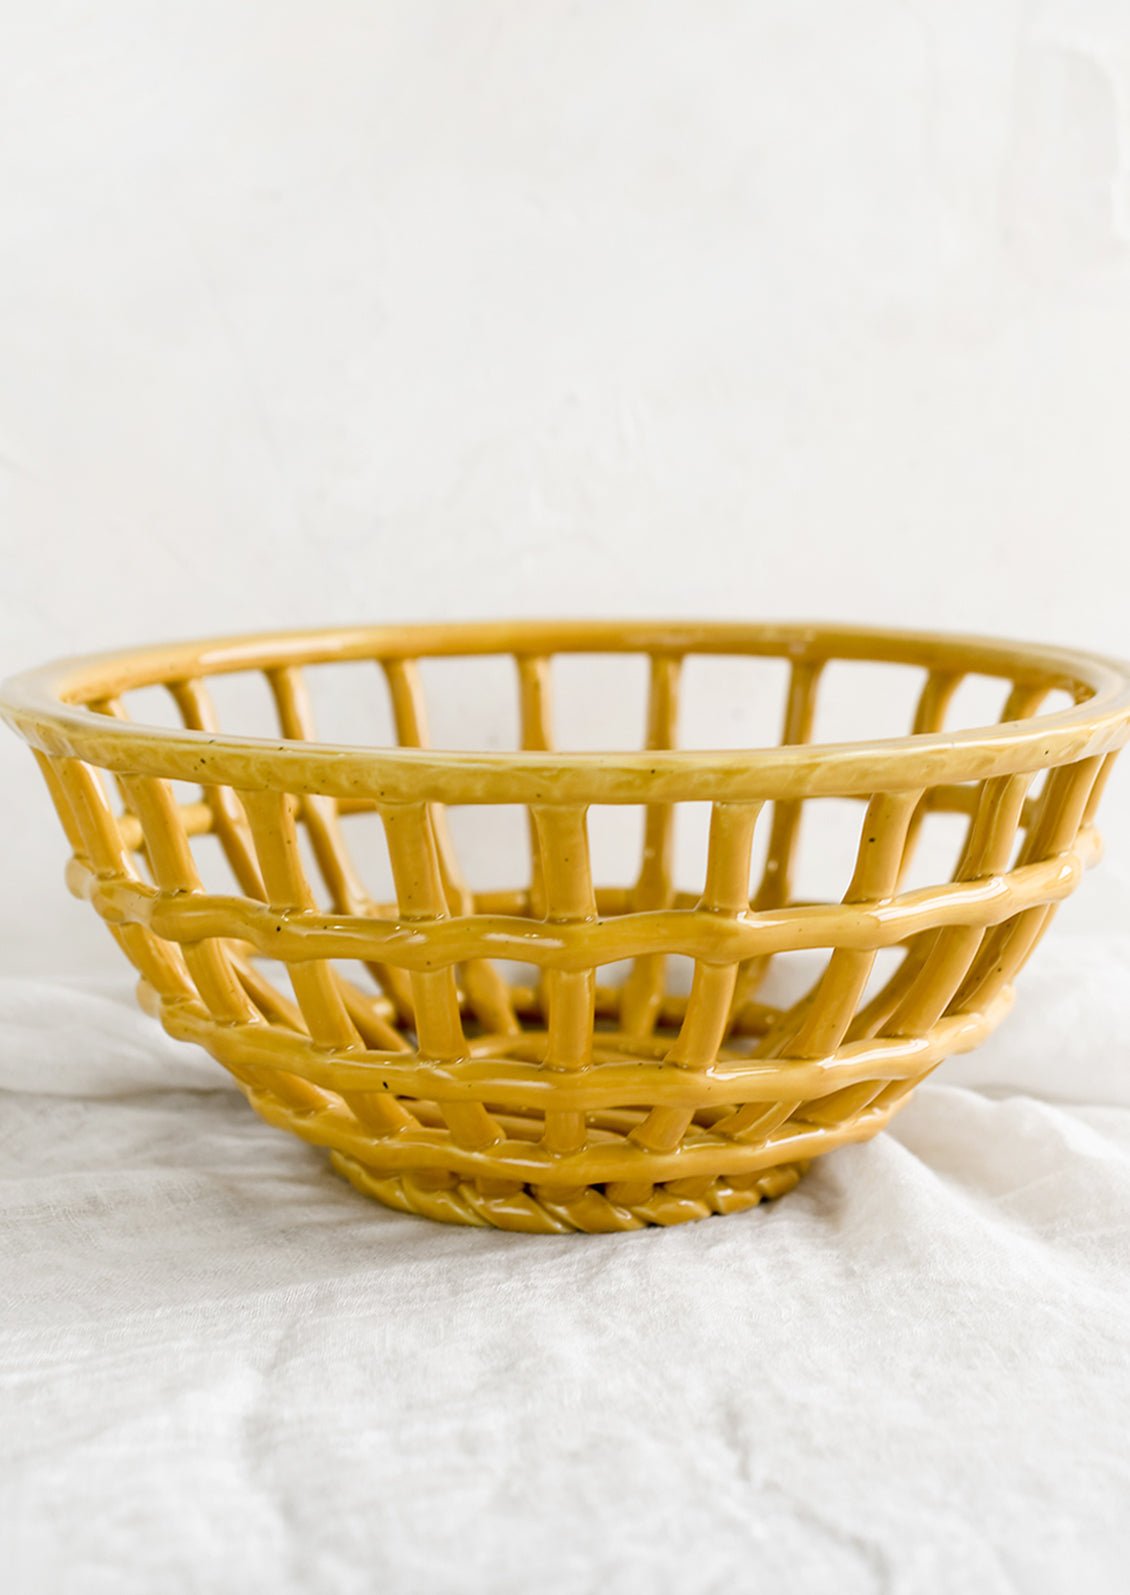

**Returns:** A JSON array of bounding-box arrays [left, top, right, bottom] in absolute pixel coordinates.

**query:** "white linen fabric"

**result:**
[[3, 939, 1130, 1594]]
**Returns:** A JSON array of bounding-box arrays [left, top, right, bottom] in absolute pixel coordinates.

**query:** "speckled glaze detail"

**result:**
[[3, 620, 1129, 1233]]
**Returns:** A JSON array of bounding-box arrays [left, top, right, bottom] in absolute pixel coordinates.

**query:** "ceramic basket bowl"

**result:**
[[4, 621, 1129, 1234]]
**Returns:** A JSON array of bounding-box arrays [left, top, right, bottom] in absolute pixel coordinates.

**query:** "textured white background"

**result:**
[[3, 2, 1130, 970], [4, 11, 1130, 1593]]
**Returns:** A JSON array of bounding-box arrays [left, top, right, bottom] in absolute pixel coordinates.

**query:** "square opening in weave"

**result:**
[[195, 669, 282, 739], [335, 805, 399, 907], [678, 654, 791, 751], [187, 826, 244, 897], [303, 659, 398, 749], [670, 800, 715, 901], [414, 654, 520, 752], [116, 682, 186, 729], [809, 659, 930, 747], [550, 653, 651, 752], [896, 804, 974, 896], [785, 796, 874, 906], [747, 948, 830, 1014], [585, 805, 646, 899], [441, 804, 532, 899], [943, 672, 1017, 735]]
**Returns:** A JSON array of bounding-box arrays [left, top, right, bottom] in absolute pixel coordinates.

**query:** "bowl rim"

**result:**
[[3, 619, 1130, 805]]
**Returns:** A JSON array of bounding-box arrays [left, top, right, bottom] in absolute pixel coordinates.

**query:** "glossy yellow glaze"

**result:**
[[3, 620, 1128, 1233]]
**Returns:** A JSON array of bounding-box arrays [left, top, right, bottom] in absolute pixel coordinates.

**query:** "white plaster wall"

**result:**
[[2, 1, 1129, 972]]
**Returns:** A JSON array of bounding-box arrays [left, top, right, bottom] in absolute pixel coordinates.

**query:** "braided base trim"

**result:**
[[330, 1151, 809, 1233]]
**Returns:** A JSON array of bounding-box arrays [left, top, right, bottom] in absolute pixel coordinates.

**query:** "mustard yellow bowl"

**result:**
[[4, 621, 1129, 1233]]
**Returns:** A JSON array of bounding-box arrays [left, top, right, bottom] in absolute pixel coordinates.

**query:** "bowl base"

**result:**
[[330, 1151, 810, 1233]]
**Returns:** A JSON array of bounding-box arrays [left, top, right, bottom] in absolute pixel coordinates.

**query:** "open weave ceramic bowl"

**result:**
[[4, 621, 1129, 1233]]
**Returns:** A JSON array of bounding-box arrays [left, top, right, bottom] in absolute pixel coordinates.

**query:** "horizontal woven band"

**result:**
[[144, 980, 1008, 1111], [66, 828, 1097, 968], [5, 620, 1130, 803]]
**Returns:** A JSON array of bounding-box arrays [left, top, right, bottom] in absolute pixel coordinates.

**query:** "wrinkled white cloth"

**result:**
[[3, 942, 1130, 1595]]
